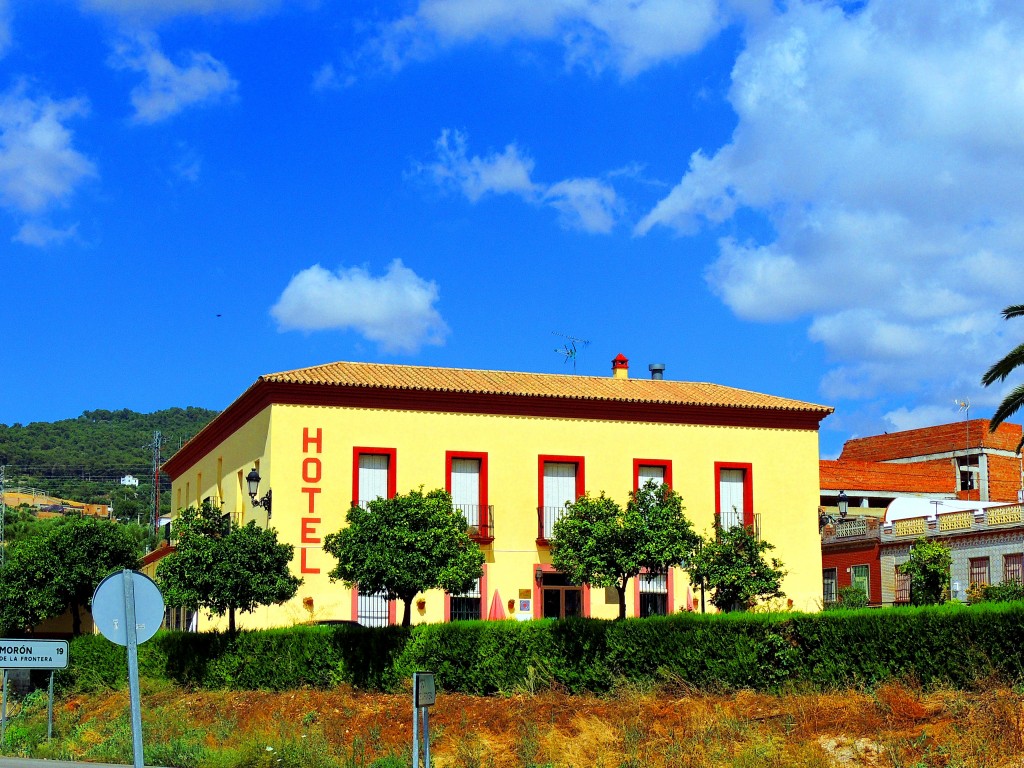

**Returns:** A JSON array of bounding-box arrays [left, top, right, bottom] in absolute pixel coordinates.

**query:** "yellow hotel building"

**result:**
[[161, 355, 832, 629]]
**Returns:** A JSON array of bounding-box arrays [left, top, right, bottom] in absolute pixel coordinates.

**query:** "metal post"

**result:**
[[123, 570, 145, 768], [423, 705, 431, 768], [1, 668, 7, 743], [47, 671, 55, 741], [412, 701, 419, 768]]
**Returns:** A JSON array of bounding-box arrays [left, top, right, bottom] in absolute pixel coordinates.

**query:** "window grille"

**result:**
[[1004, 553, 1023, 584], [357, 588, 390, 627], [450, 578, 482, 621], [822, 568, 838, 604], [639, 571, 668, 617]]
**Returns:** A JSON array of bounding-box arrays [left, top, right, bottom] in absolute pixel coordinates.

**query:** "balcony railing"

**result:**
[[537, 505, 566, 543], [455, 503, 494, 541]]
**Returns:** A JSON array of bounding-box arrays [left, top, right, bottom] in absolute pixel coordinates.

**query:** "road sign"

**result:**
[[92, 570, 165, 646], [0, 639, 68, 670]]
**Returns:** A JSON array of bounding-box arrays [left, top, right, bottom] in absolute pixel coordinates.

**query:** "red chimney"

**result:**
[[612, 354, 629, 379]]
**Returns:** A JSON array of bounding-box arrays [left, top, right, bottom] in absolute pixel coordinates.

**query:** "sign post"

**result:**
[[92, 569, 164, 768], [0, 638, 69, 743], [412, 671, 436, 768]]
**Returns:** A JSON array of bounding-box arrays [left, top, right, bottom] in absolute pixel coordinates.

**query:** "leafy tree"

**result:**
[[686, 525, 787, 612], [981, 303, 1024, 451], [898, 538, 952, 606], [0, 516, 142, 635], [323, 488, 484, 628], [551, 481, 698, 619], [157, 501, 301, 633], [0, 536, 65, 635]]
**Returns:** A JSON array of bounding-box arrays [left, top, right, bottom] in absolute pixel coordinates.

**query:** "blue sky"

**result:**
[[4, 0, 1024, 458]]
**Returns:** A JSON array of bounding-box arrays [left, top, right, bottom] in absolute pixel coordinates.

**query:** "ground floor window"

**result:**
[[541, 572, 583, 619], [969, 557, 990, 589], [639, 571, 668, 617], [450, 578, 482, 621], [163, 606, 196, 632], [851, 564, 870, 601], [357, 588, 390, 627], [1004, 553, 1023, 583], [895, 569, 911, 605], [822, 568, 838, 604]]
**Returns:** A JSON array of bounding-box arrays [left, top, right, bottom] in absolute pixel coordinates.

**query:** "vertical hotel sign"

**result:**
[[300, 428, 322, 573]]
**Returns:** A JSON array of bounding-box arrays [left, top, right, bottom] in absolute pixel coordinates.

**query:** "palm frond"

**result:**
[[988, 383, 1024, 431], [981, 343, 1024, 386], [1003, 305, 1024, 319]]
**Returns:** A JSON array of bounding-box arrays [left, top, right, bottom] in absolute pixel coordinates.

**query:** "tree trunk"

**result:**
[[71, 597, 82, 637], [401, 598, 412, 628], [616, 581, 627, 620], [228, 606, 236, 634]]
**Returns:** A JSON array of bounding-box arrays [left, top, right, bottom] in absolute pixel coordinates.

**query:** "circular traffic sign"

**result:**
[[91, 570, 165, 646]]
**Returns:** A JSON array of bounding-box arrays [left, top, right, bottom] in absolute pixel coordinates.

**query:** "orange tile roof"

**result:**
[[820, 459, 953, 494], [261, 361, 832, 413]]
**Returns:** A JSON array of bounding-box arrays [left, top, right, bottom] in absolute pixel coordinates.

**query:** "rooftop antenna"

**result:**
[[552, 332, 589, 374], [955, 397, 970, 452]]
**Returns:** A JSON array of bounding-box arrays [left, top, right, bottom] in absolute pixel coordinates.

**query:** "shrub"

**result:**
[[57, 602, 1024, 696], [980, 579, 1024, 603]]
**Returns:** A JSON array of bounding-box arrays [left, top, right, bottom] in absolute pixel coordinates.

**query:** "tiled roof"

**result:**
[[820, 459, 953, 494], [261, 361, 833, 413]]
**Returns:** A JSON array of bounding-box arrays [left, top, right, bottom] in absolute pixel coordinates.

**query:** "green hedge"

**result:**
[[57, 602, 1024, 695]]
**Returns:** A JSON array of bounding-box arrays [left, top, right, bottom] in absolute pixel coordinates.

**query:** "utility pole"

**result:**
[[148, 432, 165, 533], [0, 465, 6, 566]]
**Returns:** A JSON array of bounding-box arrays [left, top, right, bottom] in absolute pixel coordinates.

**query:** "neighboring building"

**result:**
[[836, 419, 1023, 503], [822, 499, 1024, 605], [821, 419, 1024, 606], [4, 489, 111, 519], [161, 356, 832, 630]]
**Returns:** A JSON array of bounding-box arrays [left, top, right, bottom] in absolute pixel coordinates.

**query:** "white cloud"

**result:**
[[543, 178, 618, 234], [13, 220, 78, 247], [270, 260, 450, 354], [638, 0, 1024, 421], [0, 84, 96, 214], [360, 0, 726, 78], [420, 129, 620, 233], [110, 33, 237, 123]]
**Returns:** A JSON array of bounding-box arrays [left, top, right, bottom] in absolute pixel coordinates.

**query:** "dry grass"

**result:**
[[4, 681, 1024, 768]]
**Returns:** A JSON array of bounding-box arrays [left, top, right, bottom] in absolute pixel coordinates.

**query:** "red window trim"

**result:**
[[444, 563, 488, 622], [352, 447, 397, 506], [714, 461, 754, 528], [632, 566, 676, 618], [537, 455, 586, 544], [349, 586, 397, 626], [445, 451, 491, 542], [633, 459, 673, 490], [532, 562, 591, 619]]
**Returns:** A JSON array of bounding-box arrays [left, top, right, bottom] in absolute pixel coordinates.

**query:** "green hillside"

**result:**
[[0, 407, 219, 516]]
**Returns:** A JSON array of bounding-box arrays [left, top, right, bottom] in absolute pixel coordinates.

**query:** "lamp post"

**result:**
[[245, 468, 272, 519]]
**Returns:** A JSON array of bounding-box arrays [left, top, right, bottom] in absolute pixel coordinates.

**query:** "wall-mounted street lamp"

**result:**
[[837, 490, 849, 520], [246, 467, 272, 519], [535, 567, 544, 585]]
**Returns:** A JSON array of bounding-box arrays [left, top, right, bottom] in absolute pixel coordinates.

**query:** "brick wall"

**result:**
[[841, 419, 1022, 461], [988, 455, 1022, 503]]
